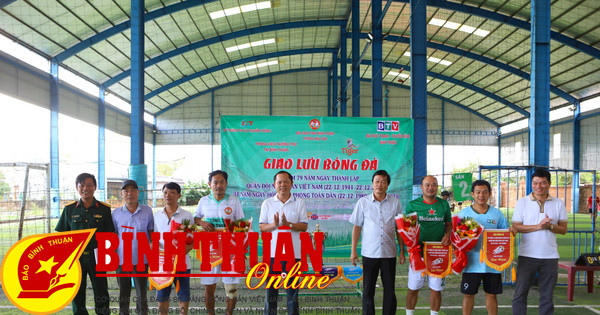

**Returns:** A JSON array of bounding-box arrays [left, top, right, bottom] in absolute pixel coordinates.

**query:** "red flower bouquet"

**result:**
[[396, 213, 426, 272], [170, 219, 197, 245], [227, 218, 252, 233], [450, 214, 484, 274]]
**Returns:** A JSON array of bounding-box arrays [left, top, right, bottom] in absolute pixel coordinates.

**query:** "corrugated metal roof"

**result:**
[[1, 0, 598, 125]]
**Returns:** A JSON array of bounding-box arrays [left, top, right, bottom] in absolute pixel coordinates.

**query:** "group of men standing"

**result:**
[[349, 168, 567, 315], [55, 167, 567, 315]]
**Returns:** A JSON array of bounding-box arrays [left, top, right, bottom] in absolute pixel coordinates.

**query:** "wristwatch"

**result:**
[[550, 224, 554, 230]]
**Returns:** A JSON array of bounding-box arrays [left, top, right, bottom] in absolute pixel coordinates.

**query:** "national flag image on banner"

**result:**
[[149, 251, 177, 290], [481, 229, 514, 271], [0, 229, 94, 314], [423, 242, 452, 278]]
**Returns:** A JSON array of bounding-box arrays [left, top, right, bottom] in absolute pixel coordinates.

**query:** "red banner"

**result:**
[[482, 229, 513, 271], [149, 251, 176, 290], [423, 242, 452, 278]]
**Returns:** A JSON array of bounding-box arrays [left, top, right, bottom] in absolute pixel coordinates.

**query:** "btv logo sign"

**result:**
[[377, 121, 399, 132]]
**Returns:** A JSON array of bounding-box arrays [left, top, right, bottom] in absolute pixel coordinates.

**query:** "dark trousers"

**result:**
[[73, 252, 109, 315], [362, 256, 396, 315], [264, 258, 300, 315], [512, 256, 558, 315], [116, 265, 149, 315]]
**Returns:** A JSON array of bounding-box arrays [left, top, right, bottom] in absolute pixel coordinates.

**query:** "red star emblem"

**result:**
[[428, 208, 436, 215]]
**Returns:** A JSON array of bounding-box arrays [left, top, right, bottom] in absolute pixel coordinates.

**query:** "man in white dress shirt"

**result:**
[[259, 171, 308, 315], [511, 169, 567, 315], [350, 169, 405, 315], [154, 182, 194, 315]]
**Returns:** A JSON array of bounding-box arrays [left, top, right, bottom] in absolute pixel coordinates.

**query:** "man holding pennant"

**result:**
[[457, 180, 516, 315], [404, 176, 452, 315]]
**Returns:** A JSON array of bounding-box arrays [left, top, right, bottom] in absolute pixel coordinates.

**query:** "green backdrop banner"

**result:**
[[221, 116, 413, 257]]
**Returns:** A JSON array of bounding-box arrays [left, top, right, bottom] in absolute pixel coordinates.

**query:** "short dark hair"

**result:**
[[532, 168, 551, 183], [209, 170, 228, 182], [162, 182, 181, 194], [471, 180, 491, 193], [372, 170, 391, 184], [420, 175, 437, 185], [75, 173, 96, 187], [273, 170, 293, 182]]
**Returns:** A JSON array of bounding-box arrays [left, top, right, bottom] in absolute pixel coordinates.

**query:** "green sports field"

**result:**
[[1, 208, 598, 314]]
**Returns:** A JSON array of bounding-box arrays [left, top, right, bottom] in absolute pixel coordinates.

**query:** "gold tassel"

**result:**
[[511, 266, 516, 282]]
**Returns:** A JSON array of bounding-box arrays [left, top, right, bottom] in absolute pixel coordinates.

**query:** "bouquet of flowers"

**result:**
[[227, 218, 252, 233], [451, 214, 484, 274], [396, 213, 426, 272], [170, 219, 197, 245]]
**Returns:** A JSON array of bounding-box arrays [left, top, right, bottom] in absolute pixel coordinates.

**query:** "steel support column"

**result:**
[[211, 91, 215, 171], [351, 0, 360, 116], [411, 0, 428, 186], [441, 99, 445, 188], [98, 86, 106, 202], [528, 0, 551, 194], [130, 0, 147, 203], [371, 0, 383, 117], [50, 59, 60, 217], [572, 101, 581, 213], [340, 26, 348, 117], [269, 76, 273, 116], [328, 70, 332, 116], [384, 85, 389, 117], [332, 53, 338, 117], [497, 128, 502, 208], [152, 117, 157, 207]]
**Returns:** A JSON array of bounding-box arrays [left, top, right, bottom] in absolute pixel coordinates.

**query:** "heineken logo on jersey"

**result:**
[[428, 209, 436, 215]]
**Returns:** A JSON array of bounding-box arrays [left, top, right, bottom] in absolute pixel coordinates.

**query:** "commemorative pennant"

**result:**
[[149, 251, 176, 290], [341, 265, 363, 284], [481, 229, 513, 271], [320, 266, 342, 284], [423, 242, 452, 278]]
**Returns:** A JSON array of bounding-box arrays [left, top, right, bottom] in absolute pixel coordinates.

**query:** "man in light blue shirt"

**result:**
[[458, 179, 515, 315], [112, 179, 154, 315], [350, 170, 405, 315]]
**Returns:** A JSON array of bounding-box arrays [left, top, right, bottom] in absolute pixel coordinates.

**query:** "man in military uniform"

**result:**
[[56, 173, 115, 315]]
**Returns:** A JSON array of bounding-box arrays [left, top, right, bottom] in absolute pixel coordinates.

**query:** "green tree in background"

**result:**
[[181, 181, 210, 205], [0, 171, 10, 198]]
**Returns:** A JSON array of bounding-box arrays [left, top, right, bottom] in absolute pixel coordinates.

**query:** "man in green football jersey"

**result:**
[[405, 176, 452, 315]]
